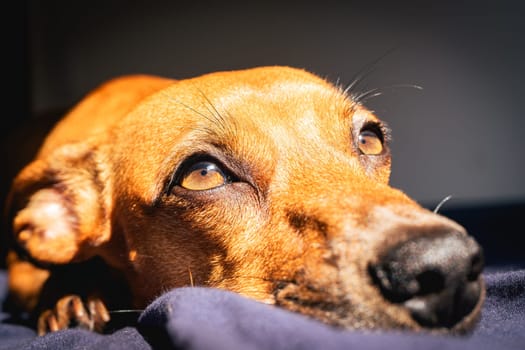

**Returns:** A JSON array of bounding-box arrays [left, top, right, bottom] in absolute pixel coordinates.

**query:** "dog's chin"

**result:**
[[273, 278, 485, 334]]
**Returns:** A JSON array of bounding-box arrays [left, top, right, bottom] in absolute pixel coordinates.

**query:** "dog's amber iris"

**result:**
[[358, 130, 383, 155], [180, 161, 227, 190]]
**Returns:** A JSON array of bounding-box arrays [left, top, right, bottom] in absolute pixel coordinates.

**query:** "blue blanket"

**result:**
[[0, 268, 523, 350]]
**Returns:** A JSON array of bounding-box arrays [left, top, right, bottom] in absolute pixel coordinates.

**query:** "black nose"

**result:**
[[369, 232, 484, 328]]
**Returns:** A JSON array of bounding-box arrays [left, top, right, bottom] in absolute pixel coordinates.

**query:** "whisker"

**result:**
[[188, 267, 194, 287], [159, 90, 212, 121], [334, 76, 341, 88], [196, 87, 227, 128], [342, 46, 399, 97], [109, 309, 144, 314], [354, 88, 383, 103], [434, 194, 454, 214], [354, 84, 423, 104], [159, 89, 236, 142]]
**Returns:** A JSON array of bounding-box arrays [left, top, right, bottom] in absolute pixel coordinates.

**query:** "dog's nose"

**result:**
[[369, 232, 483, 328]]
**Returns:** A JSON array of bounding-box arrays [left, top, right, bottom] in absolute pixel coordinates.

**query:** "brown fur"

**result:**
[[5, 66, 484, 334]]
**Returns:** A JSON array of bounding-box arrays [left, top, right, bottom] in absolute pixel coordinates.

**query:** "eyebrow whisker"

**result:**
[[160, 90, 211, 120], [354, 84, 423, 104], [196, 87, 228, 129], [342, 46, 399, 97]]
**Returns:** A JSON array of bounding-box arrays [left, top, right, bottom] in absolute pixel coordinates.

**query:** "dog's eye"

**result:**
[[358, 129, 383, 155], [180, 161, 229, 190]]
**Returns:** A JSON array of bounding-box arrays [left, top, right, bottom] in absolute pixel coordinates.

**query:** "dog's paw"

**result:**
[[37, 295, 110, 335]]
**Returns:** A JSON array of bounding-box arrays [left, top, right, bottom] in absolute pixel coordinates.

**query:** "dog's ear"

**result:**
[[7, 141, 110, 266]]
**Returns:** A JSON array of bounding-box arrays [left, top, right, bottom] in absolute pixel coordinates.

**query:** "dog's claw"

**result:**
[[88, 298, 111, 333], [37, 295, 110, 335], [38, 310, 59, 334]]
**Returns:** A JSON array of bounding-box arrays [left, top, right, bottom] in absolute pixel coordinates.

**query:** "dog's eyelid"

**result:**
[[380, 123, 392, 144], [360, 121, 388, 144]]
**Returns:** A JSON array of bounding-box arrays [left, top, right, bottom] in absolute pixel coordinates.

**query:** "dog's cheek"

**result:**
[[176, 187, 269, 282], [360, 155, 391, 185]]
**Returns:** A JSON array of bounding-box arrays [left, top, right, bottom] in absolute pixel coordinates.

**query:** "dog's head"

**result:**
[[8, 66, 484, 333]]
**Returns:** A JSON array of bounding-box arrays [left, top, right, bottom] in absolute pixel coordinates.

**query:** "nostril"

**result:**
[[368, 266, 447, 301], [370, 232, 484, 329], [415, 270, 445, 296], [368, 263, 413, 303], [468, 249, 484, 281]]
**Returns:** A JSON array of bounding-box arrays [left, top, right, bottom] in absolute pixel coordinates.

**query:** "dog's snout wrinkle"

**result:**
[[369, 232, 484, 329], [287, 211, 329, 239]]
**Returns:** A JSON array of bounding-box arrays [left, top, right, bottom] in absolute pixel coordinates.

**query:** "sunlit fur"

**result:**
[[6, 67, 483, 334]]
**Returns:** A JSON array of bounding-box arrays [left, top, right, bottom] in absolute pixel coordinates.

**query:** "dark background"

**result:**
[[1, 0, 524, 267]]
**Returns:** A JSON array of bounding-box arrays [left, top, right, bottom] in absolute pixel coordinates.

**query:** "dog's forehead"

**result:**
[[157, 69, 378, 162], [113, 67, 386, 200], [150, 67, 379, 139], [124, 66, 380, 136]]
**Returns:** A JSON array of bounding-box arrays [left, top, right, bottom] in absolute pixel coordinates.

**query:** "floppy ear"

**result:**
[[7, 141, 110, 266]]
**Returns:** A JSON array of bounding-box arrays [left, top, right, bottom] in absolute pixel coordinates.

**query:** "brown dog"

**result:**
[[5, 66, 484, 335]]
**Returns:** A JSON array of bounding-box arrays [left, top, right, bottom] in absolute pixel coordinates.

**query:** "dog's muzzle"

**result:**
[[369, 232, 484, 329]]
